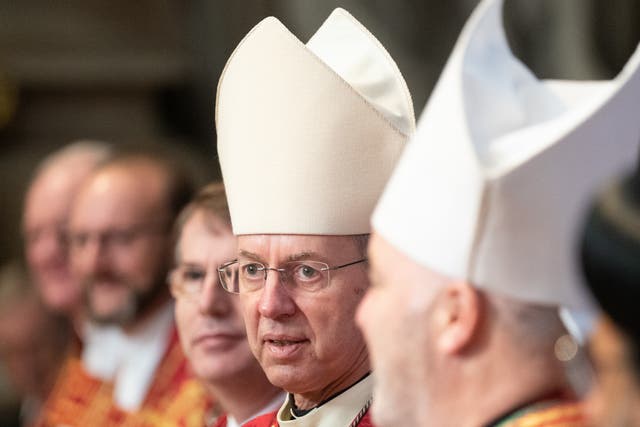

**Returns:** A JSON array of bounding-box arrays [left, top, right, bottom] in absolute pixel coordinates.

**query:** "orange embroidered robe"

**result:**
[[494, 400, 586, 427], [33, 329, 213, 427]]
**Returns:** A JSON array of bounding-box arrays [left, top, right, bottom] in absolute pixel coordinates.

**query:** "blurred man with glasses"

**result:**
[[22, 141, 111, 330], [36, 146, 209, 427], [169, 183, 283, 427], [215, 8, 414, 427]]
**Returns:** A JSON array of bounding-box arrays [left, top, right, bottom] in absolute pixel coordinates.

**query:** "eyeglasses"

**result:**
[[217, 258, 367, 294], [68, 223, 169, 252], [168, 264, 219, 299]]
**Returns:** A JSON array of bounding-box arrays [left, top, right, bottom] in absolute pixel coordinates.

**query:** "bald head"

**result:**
[[23, 141, 111, 315]]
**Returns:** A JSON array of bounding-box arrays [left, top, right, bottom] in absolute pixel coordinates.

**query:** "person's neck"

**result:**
[[207, 365, 283, 423], [293, 359, 370, 410], [437, 349, 568, 427]]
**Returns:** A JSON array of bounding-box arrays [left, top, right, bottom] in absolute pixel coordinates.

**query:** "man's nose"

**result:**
[[199, 274, 232, 317], [73, 235, 109, 274], [257, 268, 296, 319]]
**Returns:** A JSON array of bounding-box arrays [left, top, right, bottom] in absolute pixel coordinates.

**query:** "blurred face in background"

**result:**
[[23, 166, 87, 314], [587, 317, 640, 427], [68, 161, 172, 326], [356, 232, 443, 427], [171, 209, 256, 383]]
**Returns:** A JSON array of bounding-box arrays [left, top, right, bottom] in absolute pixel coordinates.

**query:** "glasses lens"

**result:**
[[286, 261, 329, 292], [219, 262, 241, 293], [237, 262, 266, 292], [169, 267, 205, 298], [229, 261, 330, 293]]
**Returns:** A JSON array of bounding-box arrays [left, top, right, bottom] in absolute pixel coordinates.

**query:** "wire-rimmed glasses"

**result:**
[[217, 258, 366, 294]]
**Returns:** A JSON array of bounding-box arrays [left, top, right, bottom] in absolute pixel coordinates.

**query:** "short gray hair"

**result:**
[[488, 293, 566, 354], [352, 234, 370, 259]]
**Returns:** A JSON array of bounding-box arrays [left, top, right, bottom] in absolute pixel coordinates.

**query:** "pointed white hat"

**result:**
[[216, 8, 414, 235], [373, 0, 640, 309]]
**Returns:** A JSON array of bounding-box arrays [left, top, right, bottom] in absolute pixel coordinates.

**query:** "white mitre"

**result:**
[[216, 8, 414, 235], [373, 0, 640, 310]]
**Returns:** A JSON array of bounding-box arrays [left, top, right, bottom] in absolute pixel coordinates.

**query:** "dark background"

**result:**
[[0, 0, 638, 269]]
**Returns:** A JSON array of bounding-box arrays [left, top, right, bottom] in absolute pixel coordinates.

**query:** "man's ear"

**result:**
[[433, 281, 482, 355]]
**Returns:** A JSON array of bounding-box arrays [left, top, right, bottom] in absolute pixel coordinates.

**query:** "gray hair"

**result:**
[[352, 234, 370, 259], [488, 293, 566, 355]]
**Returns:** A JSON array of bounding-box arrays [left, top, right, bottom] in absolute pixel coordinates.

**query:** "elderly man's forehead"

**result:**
[[237, 234, 360, 261]]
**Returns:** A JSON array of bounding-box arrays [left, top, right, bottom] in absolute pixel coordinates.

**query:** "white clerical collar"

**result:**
[[276, 375, 372, 427], [81, 301, 175, 411], [225, 392, 287, 427]]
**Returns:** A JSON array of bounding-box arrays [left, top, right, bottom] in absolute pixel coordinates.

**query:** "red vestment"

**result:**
[[32, 328, 213, 427], [242, 410, 373, 427]]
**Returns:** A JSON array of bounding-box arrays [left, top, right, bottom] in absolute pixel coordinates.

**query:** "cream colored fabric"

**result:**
[[373, 0, 640, 309], [216, 8, 413, 235], [306, 9, 415, 136], [82, 302, 175, 411], [276, 375, 372, 427]]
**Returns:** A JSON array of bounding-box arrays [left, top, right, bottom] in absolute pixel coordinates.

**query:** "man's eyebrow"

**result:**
[[178, 261, 202, 268], [238, 250, 265, 262], [238, 250, 326, 263], [285, 251, 322, 262]]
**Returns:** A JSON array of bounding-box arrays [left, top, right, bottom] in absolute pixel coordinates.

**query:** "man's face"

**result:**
[[69, 164, 171, 325], [237, 234, 369, 401], [586, 316, 640, 427], [356, 232, 442, 427], [173, 211, 257, 383], [23, 170, 80, 314]]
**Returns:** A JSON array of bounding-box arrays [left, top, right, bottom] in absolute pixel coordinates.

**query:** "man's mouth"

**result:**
[[267, 339, 305, 346], [262, 334, 309, 359]]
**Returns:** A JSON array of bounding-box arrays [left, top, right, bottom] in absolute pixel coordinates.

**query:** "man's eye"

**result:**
[[108, 231, 135, 245], [69, 233, 88, 248], [294, 264, 320, 281], [183, 269, 205, 282], [241, 263, 263, 279]]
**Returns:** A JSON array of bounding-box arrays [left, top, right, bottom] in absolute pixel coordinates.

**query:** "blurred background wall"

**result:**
[[0, 0, 639, 270]]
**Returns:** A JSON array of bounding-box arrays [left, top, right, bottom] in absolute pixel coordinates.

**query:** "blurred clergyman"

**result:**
[[170, 183, 284, 427], [36, 146, 209, 427], [22, 141, 111, 330], [580, 154, 640, 427], [356, 0, 640, 426], [215, 8, 414, 427]]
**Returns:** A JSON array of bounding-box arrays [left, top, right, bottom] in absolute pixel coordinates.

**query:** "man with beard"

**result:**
[[36, 146, 210, 427], [355, 0, 640, 426], [214, 8, 414, 427]]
